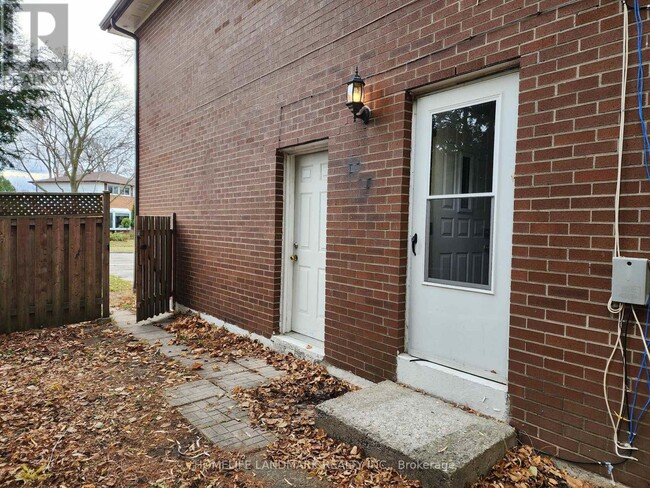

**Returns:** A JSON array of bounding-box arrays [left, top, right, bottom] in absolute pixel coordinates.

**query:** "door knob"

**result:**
[[290, 254, 298, 262]]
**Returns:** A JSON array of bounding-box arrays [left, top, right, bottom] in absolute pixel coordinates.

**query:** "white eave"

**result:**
[[99, 0, 164, 35]]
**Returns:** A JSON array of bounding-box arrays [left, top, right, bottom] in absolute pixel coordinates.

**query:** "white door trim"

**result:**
[[280, 153, 297, 334], [279, 141, 329, 335], [405, 99, 418, 356]]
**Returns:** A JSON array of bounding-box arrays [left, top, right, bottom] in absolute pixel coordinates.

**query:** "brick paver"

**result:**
[[217, 371, 268, 391], [114, 313, 281, 452], [164, 380, 225, 407]]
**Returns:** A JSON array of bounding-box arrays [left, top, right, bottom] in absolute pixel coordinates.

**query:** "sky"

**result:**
[[21, 0, 136, 88], [3, 0, 135, 191]]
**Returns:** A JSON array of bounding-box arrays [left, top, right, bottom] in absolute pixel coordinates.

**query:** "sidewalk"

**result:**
[[110, 252, 134, 282]]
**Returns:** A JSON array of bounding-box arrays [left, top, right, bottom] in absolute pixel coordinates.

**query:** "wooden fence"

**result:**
[[0, 192, 110, 333], [135, 214, 174, 322]]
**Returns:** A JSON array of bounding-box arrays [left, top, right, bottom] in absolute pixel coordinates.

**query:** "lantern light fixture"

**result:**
[[346, 67, 371, 124]]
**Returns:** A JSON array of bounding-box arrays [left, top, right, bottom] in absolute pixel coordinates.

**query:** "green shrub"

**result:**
[[120, 217, 132, 229], [110, 232, 128, 242]]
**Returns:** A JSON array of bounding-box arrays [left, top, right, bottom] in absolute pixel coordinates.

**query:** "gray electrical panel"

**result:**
[[611, 257, 650, 306]]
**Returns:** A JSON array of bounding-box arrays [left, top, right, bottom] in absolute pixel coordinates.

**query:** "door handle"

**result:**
[[290, 254, 298, 262], [411, 233, 418, 256]]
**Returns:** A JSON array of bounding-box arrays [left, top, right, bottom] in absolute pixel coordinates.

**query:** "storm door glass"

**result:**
[[426, 100, 496, 289]]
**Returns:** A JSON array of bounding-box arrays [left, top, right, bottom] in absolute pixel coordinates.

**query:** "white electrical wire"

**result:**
[[603, 311, 638, 460], [607, 1, 628, 316], [602, 3, 637, 462], [614, 3, 629, 261]]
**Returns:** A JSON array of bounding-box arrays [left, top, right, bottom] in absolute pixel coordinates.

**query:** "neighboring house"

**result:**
[[102, 1, 649, 485], [33, 171, 134, 230]]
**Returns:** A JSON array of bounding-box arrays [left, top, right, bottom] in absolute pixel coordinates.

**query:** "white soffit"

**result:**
[[102, 0, 164, 34]]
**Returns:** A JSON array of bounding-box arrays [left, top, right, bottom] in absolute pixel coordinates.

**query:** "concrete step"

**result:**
[[315, 381, 516, 488]]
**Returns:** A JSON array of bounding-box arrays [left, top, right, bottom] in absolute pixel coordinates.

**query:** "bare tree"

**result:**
[[15, 54, 134, 192], [114, 42, 135, 64], [0, 0, 49, 168]]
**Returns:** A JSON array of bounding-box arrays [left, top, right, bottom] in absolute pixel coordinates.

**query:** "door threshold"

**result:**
[[397, 353, 508, 420], [272, 332, 324, 362]]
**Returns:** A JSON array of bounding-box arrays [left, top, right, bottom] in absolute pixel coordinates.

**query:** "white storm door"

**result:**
[[408, 72, 519, 383], [291, 152, 328, 341]]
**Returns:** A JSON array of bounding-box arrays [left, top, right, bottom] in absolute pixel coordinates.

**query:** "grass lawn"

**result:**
[[110, 275, 135, 311], [109, 238, 134, 252], [110, 274, 132, 293]]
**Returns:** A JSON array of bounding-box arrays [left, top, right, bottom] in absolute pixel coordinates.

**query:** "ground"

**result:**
[[109, 237, 135, 253], [0, 321, 259, 487], [110, 275, 135, 312], [0, 302, 600, 487]]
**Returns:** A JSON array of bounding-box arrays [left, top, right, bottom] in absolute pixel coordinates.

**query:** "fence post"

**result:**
[[102, 191, 110, 318]]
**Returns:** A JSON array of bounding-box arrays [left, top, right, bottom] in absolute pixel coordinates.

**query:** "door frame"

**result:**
[[279, 140, 329, 335], [405, 70, 519, 378]]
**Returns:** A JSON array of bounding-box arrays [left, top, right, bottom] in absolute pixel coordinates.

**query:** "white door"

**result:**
[[408, 72, 519, 383], [291, 152, 328, 341]]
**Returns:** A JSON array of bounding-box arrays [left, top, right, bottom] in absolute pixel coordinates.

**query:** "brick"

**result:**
[[132, 0, 650, 484]]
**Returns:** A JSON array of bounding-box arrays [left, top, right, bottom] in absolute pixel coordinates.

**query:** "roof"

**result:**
[[34, 172, 134, 186], [100, 0, 164, 34]]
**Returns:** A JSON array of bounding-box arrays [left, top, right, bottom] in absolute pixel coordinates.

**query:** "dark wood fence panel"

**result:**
[[136, 214, 175, 322], [0, 192, 110, 333]]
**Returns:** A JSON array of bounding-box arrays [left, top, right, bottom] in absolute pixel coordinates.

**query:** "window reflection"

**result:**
[[429, 101, 496, 196]]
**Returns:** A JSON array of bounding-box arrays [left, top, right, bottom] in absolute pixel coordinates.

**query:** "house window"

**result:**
[[110, 209, 132, 230], [426, 100, 496, 289], [108, 184, 132, 196]]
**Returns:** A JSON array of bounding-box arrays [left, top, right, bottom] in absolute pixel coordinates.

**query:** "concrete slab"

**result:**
[[397, 354, 508, 420], [271, 332, 325, 362], [315, 381, 516, 488]]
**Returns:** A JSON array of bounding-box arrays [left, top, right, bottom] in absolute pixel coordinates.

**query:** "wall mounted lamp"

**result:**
[[346, 67, 371, 124]]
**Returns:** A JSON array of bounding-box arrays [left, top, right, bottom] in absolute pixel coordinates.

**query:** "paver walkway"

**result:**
[[111, 309, 278, 452], [112, 308, 331, 487]]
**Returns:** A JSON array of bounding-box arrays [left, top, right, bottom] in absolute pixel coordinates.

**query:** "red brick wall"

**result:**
[[109, 195, 134, 212], [136, 0, 649, 484]]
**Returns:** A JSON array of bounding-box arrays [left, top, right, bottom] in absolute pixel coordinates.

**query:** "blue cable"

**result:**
[[633, 0, 650, 181], [626, 0, 650, 445], [627, 298, 650, 443]]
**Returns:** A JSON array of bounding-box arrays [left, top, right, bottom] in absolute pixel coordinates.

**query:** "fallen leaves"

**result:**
[[165, 314, 270, 363], [3, 312, 597, 487], [471, 445, 598, 488], [0, 321, 262, 487], [110, 287, 136, 312]]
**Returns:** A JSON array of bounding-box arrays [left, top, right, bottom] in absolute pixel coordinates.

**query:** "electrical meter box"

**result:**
[[611, 257, 650, 306]]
